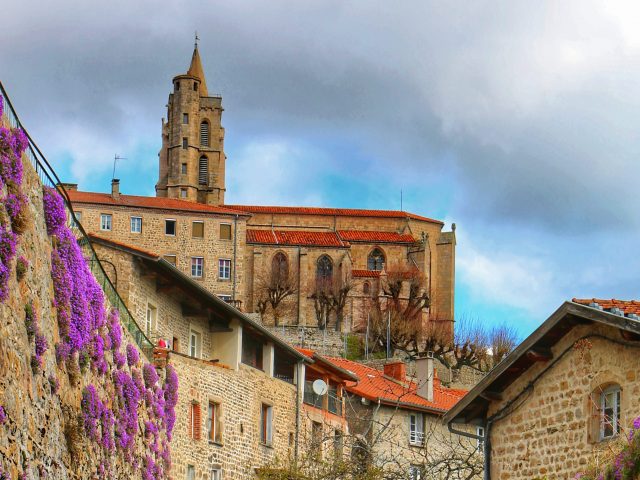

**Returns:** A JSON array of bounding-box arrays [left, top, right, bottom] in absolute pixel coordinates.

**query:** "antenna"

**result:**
[[194, 31, 199, 49], [112, 154, 127, 181]]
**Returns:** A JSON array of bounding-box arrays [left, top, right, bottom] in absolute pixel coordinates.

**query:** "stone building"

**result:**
[[67, 44, 456, 344], [444, 299, 640, 480], [325, 356, 476, 478], [88, 234, 310, 479]]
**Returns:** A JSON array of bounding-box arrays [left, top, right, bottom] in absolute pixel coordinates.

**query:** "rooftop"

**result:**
[[246, 229, 419, 247], [572, 298, 640, 316]]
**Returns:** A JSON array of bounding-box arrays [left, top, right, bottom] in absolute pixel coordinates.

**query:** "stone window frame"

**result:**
[[191, 256, 204, 279], [100, 213, 112, 231], [210, 467, 222, 480], [259, 402, 274, 447], [218, 258, 231, 281], [180, 188, 188, 199], [587, 375, 626, 444], [367, 247, 386, 271], [130, 216, 142, 234], [183, 113, 189, 124], [219, 223, 232, 241], [182, 137, 188, 150], [181, 163, 188, 175], [186, 465, 195, 480], [206, 398, 224, 446], [188, 402, 202, 441], [192, 220, 205, 239]]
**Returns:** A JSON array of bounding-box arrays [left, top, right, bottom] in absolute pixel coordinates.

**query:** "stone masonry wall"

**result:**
[[487, 322, 640, 479]]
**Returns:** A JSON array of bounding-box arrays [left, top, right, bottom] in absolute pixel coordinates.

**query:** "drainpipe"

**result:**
[[232, 214, 238, 301], [294, 360, 304, 468]]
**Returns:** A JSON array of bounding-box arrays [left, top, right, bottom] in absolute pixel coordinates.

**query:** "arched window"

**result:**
[[367, 248, 385, 271], [200, 121, 210, 147], [316, 255, 333, 285], [198, 156, 208, 185], [272, 252, 289, 282], [363, 282, 370, 295]]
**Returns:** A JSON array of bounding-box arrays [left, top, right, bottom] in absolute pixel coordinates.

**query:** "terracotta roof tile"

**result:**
[[246, 229, 347, 248], [69, 190, 247, 216], [224, 204, 444, 225], [573, 298, 640, 316], [327, 357, 467, 413], [337, 230, 416, 244], [352, 269, 382, 278]]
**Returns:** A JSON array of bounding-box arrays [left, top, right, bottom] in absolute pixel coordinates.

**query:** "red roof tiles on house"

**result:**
[[351, 269, 382, 278], [573, 298, 640, 316], [69, 191, 247, 216], [224, 204, 444, 225], [246, 230, 348, 248], [327, 357, 467, 414], [337, 230, 416, 244]]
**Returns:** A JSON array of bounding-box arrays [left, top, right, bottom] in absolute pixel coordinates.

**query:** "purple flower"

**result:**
[[143, 363, 159, 389], [42, 187, 67, 236], [113, 349, 126, 369], [0, 406, 6, 425], [126, 343, 139, 367], [81, 385, 103, 442]]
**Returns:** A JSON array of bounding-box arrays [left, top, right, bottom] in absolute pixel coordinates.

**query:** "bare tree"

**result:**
[[309, 273, 352, 331], [255, 252, 298, 326]]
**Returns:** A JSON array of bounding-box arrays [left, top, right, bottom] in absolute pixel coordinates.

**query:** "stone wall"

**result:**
[[261, 324, 345, 357], [487, 322, 640, 479]]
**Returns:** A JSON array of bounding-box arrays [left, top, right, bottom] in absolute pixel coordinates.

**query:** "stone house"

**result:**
[[325, 356, 475, 479], [89, 234, 313, 480], [67, 45, 457, 345], [444, 299, 640, 480]]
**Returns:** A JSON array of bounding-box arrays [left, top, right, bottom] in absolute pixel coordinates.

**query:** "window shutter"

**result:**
[[194, 403, 202, 440], [200, 122, 209, 146], [199, 156, 208, 185]]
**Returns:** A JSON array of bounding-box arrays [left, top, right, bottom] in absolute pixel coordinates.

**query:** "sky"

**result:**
[[2, 0, 640, 339]]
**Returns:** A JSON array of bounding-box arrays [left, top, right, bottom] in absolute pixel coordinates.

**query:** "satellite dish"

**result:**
[[312, 379, 328, 396]]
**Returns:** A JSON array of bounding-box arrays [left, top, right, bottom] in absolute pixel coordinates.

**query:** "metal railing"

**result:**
[[0, 81, 154, 357]]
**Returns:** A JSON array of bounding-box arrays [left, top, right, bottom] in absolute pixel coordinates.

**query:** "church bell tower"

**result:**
[[156, 44, 226, 205]]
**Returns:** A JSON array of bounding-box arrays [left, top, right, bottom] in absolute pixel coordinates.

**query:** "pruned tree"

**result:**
[[255, 252, 298, 326], [309, 257, 352, 331]]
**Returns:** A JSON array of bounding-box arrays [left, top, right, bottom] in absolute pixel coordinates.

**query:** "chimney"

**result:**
[[415, 352, 434, 402], [383, 361, 406, 382], [111, 179, 120, 200]]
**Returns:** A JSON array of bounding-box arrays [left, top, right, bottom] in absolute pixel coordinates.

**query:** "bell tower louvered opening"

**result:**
[[200, 121, 209, 147], [199, 156, 209, 185]]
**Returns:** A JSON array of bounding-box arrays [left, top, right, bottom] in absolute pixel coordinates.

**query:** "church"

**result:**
[[66, 45, 456, 345]]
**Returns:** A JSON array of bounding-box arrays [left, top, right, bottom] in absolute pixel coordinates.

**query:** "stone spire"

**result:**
[[187, 46, 208, 96]]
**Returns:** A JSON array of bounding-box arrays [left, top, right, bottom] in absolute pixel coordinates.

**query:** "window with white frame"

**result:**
[[191, 257, 204, 278], [217, 294, 232, 303], [100, 214, 112, 231], [409, 465, 422, 480], [409, 412, 425, 446], [207, 401, 222, 444], [186, 465, 195, 480], [189, 330, 202, 358], [180, 188, 188, 199], [260, 403, 273, 446], [218, 259, 231, 280], [165, 219, 176, 236], [600, 386, 621, 440], [211, 468, 222, 480], [130, 216, 142, 233], [476, 426, 485, 452], [73, 211, 82, 227], [145, 303, 157, 338]]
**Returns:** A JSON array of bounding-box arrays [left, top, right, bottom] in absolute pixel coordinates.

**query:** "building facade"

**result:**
[[445, 299, 640, 480], [68, 45, 456, 342]]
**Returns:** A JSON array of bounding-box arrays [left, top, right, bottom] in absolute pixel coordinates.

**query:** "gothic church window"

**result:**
[[272, 252, 289, 281], [199, 156, 209, 185], [200, 121, 210, 147], [316, 255, 333, 285], [367, 248, 385, 271]]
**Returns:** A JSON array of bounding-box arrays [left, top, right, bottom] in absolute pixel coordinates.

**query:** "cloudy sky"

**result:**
[[3, 1, 639, 338]]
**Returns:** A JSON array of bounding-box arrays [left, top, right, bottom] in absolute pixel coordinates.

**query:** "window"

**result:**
[[218, 259, 231, 280], [600, 386, 621, 440], [363, 281, 370, 295], [192, 221, 204, 238], [367, 248, 385, 271], [211, 469, 222, 480], [217, 295, 232, 303], [188, 403, 201, 440], [180, 188, 188, 199], [409, 412, 425, 446], [163, 255, 177, 266], [316, 255, 333, 285], [207, 401, 222, 444], [260, 404, 273, 445], [181, 163, 187, 175], [200, 121, 210, 147], [145, 304, 157, 338], [219, 223, 232, 240], [100, 214, 112, 231], [189, 330, 202, 358], [476, 426, 485, 452], [193, 81, 198, 91], [241, 332, 263, 370], [334, 429, 343, 458], [73, 211, 82, 227], [409, 465, 422, 480], [311, 421, 322, 458], [199, 156, 208, 185], [272, 252, 289, 281], [165, 219, 176, 236], [183, 113, 189, 124], [191, 257, 204, 278], [130, 216, 142, 233], [182, 137, 188, 149], [186, 465, 195, 480], [175, 81, 180, 91]]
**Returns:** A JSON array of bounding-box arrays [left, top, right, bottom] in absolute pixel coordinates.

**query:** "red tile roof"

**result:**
[[224, 204, 444, 225], [327, 357, 467, 414], [295, 348, 359, 382], [337, 230, 416, 244], [573, 298, 640, 316], [352, 269, 381, 278], [69, 191, 248, 216], [246, 230, 348, 248]]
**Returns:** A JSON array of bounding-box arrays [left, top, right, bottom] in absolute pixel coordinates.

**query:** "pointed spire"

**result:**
[[187, 42, 208, 96]]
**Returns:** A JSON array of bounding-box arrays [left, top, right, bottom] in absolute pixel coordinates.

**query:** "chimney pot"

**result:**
[[383, 361, 406, 382], [111, 179, 120, 200]]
